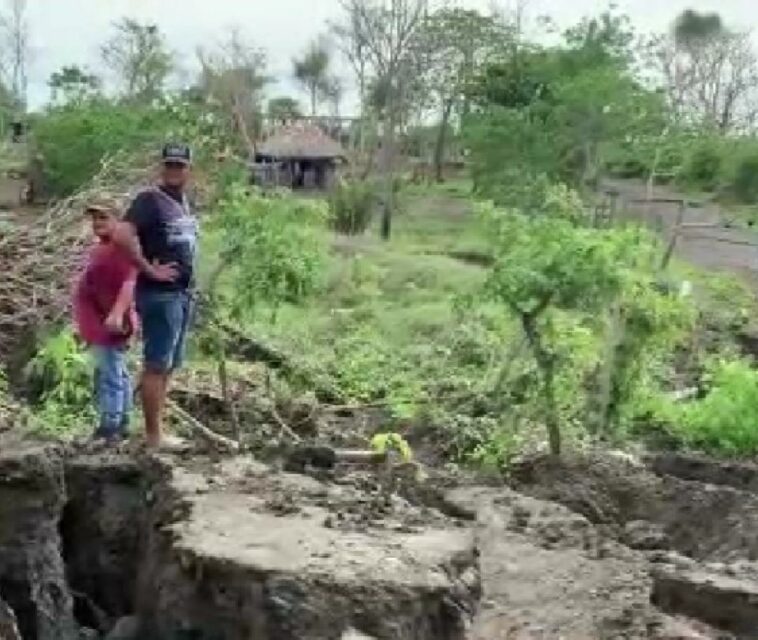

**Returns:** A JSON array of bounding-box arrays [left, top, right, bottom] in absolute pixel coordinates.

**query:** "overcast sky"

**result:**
[[22, 0, 758, 110]]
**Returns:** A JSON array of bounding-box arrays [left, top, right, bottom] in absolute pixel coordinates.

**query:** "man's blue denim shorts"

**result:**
[[135, 289, 192, 373]]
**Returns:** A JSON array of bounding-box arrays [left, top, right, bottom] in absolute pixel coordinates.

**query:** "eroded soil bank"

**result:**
[[508, 452, 758, 638], [0, 443, 479, 640], [3, 441, 758, 639]]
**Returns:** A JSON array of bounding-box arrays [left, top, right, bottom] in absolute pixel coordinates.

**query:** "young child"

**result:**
[[73, 197, 138, 442]]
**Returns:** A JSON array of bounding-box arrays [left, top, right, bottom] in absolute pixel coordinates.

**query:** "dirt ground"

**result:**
[[5, 435, 758, 639], [500, 452, 758, 638]]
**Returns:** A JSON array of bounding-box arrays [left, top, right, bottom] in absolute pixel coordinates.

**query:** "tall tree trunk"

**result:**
[[232, 95, 256, 158], [541, 358, 560, 457], [310, 84, 317, 116], [218, 348, 241, 443], [358, 72, 366, 155], [380, 109, 397, 241], [591, 301, 623, 436], [433, 100, 454, 183], [521, 312, 561, 456]]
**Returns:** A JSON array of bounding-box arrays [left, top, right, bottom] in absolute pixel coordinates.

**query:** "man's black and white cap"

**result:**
[[162, 143, 192, 165]]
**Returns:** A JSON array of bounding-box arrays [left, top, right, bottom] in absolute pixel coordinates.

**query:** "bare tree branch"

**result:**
[[101, 18, 173, 102], [0, 0, 29, 107], [649, 18, 758, 132], [196, 29, 269, 156], [334, 0, 428, 239]]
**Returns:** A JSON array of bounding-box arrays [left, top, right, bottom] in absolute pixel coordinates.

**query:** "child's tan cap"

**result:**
[[84, 196, 121, 215]]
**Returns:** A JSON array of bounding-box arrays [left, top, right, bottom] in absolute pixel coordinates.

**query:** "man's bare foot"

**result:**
[[145, 434, 189, 453]]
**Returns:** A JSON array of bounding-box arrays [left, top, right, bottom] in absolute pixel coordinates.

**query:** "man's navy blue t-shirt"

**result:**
[[124, 186, 197, 293]]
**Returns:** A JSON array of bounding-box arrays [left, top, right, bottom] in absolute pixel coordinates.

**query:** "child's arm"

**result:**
[[104, 268, 137, 334]]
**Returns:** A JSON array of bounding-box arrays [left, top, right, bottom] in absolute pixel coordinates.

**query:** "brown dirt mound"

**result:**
[[510, 453, 758, 563]]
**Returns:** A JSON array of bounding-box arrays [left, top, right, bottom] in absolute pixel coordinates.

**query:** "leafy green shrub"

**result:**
[[32, 100, 174, 195], [482, 187, 646, 454], [208, 183, 329, 317], [606, 154, 648, 179], [32, 97, 226, 196], [329, 327, 424, 416], [681, 144, 722, 191], [370, 432, 413, 461], [670, 359, 758, 454], [24, 328, 95, 434], [601, 276, 695, 435], [329, 180, 375, 235], [730, 151, 758, 203]]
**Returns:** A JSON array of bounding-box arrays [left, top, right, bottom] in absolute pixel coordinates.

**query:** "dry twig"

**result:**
[[166, 398, 240, 453]]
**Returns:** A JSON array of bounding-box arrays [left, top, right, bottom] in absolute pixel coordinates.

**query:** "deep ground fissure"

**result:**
[[1, 446, 483, 640], [5, 444, 758, 639], [58, 455, 144, 636]]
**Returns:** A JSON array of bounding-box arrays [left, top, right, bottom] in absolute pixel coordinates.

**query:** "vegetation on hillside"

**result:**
[[4, 3, 758, 465]]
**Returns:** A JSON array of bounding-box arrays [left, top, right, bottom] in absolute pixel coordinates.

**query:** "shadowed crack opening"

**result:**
[[59, 455, 144, 637], [0, 578, 35, 640]]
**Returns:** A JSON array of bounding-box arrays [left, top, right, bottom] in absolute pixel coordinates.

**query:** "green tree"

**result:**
[[201, 183, 328, 439], [552, 65, 664, 189], [48, 65, 100, 104], [293, 37, 331, 116], [31, 98, 224, 196], [561, 9, 636, 68], [32, 101, 170, 194], [419, 8, 506, 181], [467, 9, 663, 197], [267, 96, 302, 121], [592, 274, 693, 435], [483, 186, 639, 455], [101, 18, 173, 102]]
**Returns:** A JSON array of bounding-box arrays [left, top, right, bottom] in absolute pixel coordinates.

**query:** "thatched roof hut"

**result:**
[[257, 123, 346, 161], [253, 123, 346, 190]]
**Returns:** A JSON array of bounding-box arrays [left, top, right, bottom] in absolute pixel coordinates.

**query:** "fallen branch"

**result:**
[[283, 444, 387, 472], [337, 449, 388, 464], [270, 397, 302, 443], [218, 321, 289, 369], [166, 399, 240, 453]]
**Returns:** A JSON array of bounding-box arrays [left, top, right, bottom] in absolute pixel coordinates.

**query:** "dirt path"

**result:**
[[448, 483, 722, 640], [603, 179, 758, 286]]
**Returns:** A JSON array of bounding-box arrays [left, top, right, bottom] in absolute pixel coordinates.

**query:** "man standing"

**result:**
[[114, 143, 197, 448]]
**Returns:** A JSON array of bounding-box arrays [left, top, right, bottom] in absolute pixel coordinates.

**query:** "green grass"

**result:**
[[396, 178, 488, 255], [197, 179, 758, 462], [719, 202, 758, 230], [648, 358, 758, 456], [196, 181, 512, 440]]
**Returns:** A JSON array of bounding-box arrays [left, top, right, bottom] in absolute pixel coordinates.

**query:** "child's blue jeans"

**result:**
[[92, 345, 132, 438]]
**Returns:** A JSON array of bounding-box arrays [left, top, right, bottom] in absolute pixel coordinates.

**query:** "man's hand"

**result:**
[[104, 312, 125, 335], [147, 260, 179, 283]]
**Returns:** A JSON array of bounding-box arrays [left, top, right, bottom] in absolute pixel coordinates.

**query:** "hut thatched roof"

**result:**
[[258, 123, 345, 160]]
